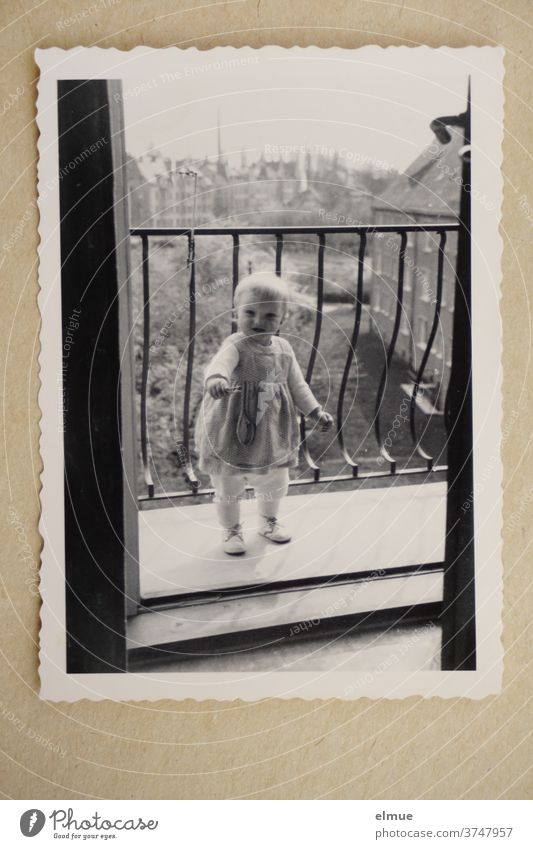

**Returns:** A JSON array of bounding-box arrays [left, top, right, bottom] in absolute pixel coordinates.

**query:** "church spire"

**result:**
[[216, 110, 227, 177]]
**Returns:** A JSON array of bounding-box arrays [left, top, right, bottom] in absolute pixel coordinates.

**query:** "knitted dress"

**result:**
[[194, 332, 320, 477]]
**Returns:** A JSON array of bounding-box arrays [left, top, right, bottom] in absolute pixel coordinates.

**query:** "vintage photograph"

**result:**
[[36, 46, 504, 700]]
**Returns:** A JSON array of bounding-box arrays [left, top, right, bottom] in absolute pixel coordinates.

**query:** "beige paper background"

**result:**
[[1, 0, 531, 799]]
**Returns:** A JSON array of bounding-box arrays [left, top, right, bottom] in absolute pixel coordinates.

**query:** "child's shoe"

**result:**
[[223, 524, 246, 555], [258, 516, 291, 544]]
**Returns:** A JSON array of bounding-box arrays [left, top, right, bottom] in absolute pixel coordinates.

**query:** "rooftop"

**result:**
[[374, 126, 463, 218]]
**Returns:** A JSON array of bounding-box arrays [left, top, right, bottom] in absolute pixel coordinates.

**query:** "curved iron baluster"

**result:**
[[374, 231, 407, 474], [275, 233, 283, 276], [180, 232, 199, 492], [231, 233, 240, 333], [140, 235, 154, 498], [274, 233, 283, 337], [300, 232, 325, 481], [336, 232, 366, 476], [410, 230, 447, 469]]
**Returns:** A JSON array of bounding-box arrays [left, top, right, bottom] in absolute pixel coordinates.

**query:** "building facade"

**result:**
[[126, 144, 391, 230], [370, 127, 463, 410]]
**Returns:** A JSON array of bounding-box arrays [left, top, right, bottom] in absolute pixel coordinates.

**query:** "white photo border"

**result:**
[[36, 45, 505, 701]]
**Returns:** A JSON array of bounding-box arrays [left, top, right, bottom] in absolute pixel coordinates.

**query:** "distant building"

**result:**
[[126, 118, 394, 230], [127, 149, 222, 228], [370, 127, 463, 409]]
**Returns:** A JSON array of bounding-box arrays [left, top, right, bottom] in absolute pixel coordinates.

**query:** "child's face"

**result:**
[[236, 290, 284, 345]]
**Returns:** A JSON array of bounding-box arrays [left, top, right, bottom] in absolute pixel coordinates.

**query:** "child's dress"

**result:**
[[194, 332, 321, 476]]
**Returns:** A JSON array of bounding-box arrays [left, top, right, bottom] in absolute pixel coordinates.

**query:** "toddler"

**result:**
[[194, 272, 333, 555]]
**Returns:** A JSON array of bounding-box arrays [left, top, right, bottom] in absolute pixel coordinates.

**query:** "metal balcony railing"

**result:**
[[131, 224, 460, 504]]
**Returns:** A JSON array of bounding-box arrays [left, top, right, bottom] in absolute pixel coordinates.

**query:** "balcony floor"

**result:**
[[138, 481, 447, 599]]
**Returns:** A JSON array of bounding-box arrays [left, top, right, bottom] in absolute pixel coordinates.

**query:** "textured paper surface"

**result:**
[[1, 0, 532, 799]]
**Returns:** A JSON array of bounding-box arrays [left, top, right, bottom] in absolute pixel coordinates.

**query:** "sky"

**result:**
[[120, 47, 472, 173]]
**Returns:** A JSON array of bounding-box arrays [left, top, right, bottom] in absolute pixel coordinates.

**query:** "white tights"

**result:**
[[210, 467, 290, 530]]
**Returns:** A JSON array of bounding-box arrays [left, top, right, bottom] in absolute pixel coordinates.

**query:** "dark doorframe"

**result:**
[[108, 82, 141, 618], [58, 79, 135, 672], [439, 82, 477, 670]]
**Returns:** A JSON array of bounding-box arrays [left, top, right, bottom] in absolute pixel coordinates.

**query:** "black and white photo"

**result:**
[[36, 45, 504, 700]]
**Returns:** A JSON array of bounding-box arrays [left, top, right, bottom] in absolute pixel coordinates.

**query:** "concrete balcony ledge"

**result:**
[[138, 481, 446, 600], [129, 482, 446, 667]]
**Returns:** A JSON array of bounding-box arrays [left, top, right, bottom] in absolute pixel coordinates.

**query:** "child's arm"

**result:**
[[285, 342, 333, 431], [204, 336, 240, 398]]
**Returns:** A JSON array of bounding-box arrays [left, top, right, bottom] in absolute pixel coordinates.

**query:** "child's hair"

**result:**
[[233, 271, 290, 318]]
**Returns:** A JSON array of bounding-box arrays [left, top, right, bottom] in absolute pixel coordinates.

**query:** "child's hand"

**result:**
[[207, 376, 229, 399], [317, 410, 334, 432], [309, 407, 334, 432]]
